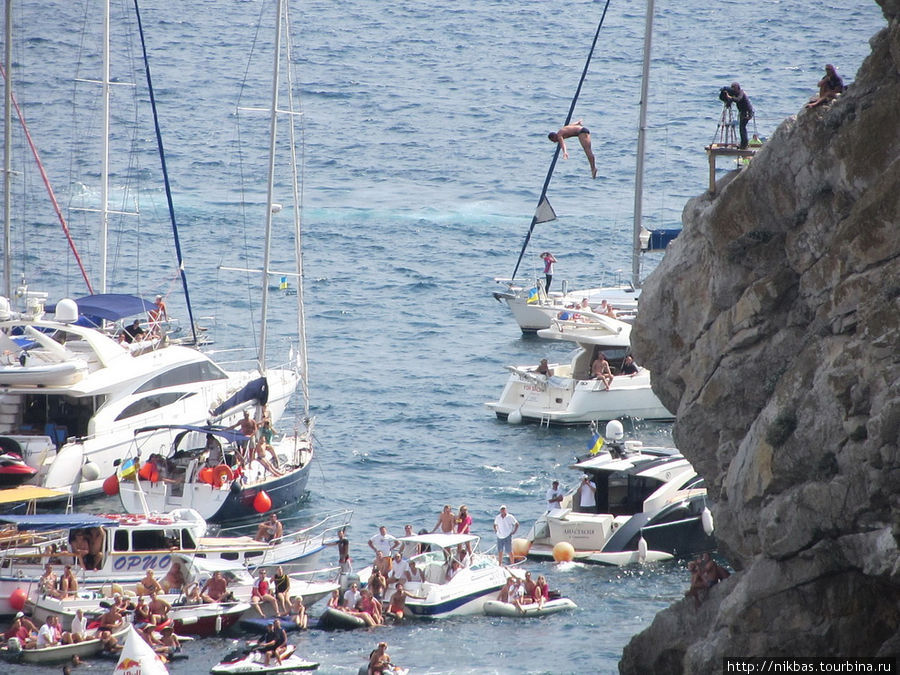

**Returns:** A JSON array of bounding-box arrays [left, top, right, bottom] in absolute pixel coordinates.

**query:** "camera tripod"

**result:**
[[712, 103, 739, 147]]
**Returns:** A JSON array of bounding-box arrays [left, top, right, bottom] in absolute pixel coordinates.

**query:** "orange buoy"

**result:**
[[552, 541, 575, 562], [9, 587, 27, 611], [253, 490, 272, 513], [102, 474, 120, 496], [511, 537, 532, 562]]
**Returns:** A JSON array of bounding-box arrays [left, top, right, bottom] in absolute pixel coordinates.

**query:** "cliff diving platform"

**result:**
[[705, 144, 758, 193]]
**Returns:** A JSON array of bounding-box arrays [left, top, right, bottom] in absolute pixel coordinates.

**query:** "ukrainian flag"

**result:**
[[118, 458, 138, 480], [279, 276, 288, 290], [526, 287, 539, 304], [587, 433, 604, 455]]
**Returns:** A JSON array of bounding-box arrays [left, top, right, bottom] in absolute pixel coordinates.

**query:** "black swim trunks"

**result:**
[[578, 127, 590, 135]]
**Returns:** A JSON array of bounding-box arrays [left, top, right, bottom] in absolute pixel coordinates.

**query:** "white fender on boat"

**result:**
[[637, 535, 648, 563], [44, 443, 84, 490], [507, 409, 523, 425], [215, 614, 223, 634], [702, 506, 714, 536], [81, 461, 100, 481]]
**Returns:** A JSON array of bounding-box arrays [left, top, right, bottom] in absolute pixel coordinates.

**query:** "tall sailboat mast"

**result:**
[[631, 0, 654, 289], [3, 0, 11, 298], [99, 0, 111, 293]]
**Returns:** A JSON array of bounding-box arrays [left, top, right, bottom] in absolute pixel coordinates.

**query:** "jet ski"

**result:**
[[0, 452, 38, 488], [210, 644, 319, 673]]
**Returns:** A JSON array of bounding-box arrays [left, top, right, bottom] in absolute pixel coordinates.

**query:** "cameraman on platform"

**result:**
[[719, 82, 754, 149]]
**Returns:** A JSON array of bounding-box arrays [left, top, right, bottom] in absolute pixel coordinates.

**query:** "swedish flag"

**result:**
[[526, 287, 539, 304], [587, 433, 604, 455]]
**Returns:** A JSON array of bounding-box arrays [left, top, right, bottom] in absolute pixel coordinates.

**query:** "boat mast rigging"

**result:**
[[632, 0, 655, 289]]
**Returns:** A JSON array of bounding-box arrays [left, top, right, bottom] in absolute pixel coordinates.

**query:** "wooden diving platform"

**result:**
[[705, 144, 758, 193]]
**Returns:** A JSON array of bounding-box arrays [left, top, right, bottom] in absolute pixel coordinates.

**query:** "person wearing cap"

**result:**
[[493, 505, 519, 565], [5, 611, 37, 646], [546, 480, 565, 510], [720, 82, 754, 148]]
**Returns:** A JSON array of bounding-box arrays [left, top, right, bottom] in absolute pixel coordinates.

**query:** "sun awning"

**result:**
[[0, 486, 68, 505], [0, 513, 119, 531], [398, 533, 478, 549]]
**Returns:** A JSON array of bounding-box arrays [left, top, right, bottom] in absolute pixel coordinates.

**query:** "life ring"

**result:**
[[211, 465, 234, 488]]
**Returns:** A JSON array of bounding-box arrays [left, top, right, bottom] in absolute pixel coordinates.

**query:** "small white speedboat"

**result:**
[[210, 644, 319, 673], [483, 597, 577, 617]]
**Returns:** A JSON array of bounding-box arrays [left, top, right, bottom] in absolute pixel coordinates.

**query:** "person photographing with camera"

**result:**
[[719, 82, 754, 149]]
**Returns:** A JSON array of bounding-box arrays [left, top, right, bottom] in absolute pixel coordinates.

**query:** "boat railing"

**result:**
[[217, 508, 353, 545]]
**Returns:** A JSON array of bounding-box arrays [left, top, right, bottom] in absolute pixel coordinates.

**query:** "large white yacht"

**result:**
[[0, 294, 296, 499], [485, 313, 672, 425]]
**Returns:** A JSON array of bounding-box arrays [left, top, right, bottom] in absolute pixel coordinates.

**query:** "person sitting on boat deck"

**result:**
[[497, 576, 517, 603], [548, 121, 598, 178], [806, 63, 845, 108], [38, 563, 63, 599], [159, 624, 181, 657], [510, 577, 530, 613], [36, 615, 60, 649], [250, 568, 280, 617], [368, 566, 387, 602], [255, 513, 284, 543], [148, 591, 171, 625], [69, 608, 87, 643], [494, 505, 520, 566], [523, 571, 536, 599], [182, 583, 204, 605], [326, 589, 341, 609], [445, 559, 462, 581], [533, 574, 550, 610], [578, 474, 597, 513], [373, 550, 392, 578], [386, 582, 424, 621], [405, 559, 425, 583], [161, 561, 185, 594], [388, 552, 411, 585], [590, 353, 614, 390], [60, 564, 79, 598], [454, 544, 470, 568], [356, 588, 383, 626], [6, 611, 37, 647], [200, 570, 229, 603], [148, 295, 168, 337], [250, 436, 283, 477], [368, 641, 394, 675], [273, 565, 291, 615], [137, 568, 163, 596], [122, 319, 146, 344], [134, 596, 152, 626], [342, 581, 362, 609], [203, 433, 225, 468], [288, 595, 308, 629], [620, 354, 639, 377], [431, 504, 455, 534], [536, 358, 553, 377], [368, 525, 399, 559], [546, 480, 565, 510]]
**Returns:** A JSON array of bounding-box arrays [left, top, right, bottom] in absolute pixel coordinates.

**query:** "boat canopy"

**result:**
[[0, 513, 119, 531], [133, 424, 249, 445], [399, 533, 478, 549], [47, 293, 155, 325], [0, 486, 68, 505]]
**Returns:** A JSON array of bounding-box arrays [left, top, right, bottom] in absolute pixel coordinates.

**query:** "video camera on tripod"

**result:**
[[718, 86, 737, 107]]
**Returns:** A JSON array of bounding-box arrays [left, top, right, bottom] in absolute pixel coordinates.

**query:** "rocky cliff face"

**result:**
[[622, 2, 900, 672]]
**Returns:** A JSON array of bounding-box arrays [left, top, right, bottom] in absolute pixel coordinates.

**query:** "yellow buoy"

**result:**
[[552, 541, 575, 562], [511, 538, 531, 562]]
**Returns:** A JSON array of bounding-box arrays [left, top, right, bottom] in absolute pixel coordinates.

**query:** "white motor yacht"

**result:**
[[392, 533, 510, 618], [525, 421, 716, 565], [485, 314, 672, 425]]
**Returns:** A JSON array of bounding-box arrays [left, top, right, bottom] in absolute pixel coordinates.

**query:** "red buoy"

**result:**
[[253, 490, 272, 513], [102, 474, 119, 496], [9, 587, 27, 611]]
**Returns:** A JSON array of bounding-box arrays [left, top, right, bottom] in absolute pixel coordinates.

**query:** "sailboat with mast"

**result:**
[[486, 0, 674, 425], [492, 0, 679, 334], [0, 1, 296, 500], [118, 0, 314, 522]]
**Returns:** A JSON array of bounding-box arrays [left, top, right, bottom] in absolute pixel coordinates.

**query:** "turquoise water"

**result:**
[[4, 0, 885, 672]]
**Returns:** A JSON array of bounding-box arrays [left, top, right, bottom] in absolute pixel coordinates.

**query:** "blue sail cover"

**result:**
[[211, 377, 269, 416], [0, 514, 119, 531], [47, 294, 155, 327], [644, 229, 681, 252]]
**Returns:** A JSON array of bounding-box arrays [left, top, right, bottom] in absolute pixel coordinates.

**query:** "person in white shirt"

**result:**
[[389, 553, 410, 584], [545, 480, 565, 510], [578, 475, 597, 512], [368, 526, 398, 558], [493, 505, 519, 565], [70, 608, 87, 643], [342, 582, 362, 609], [36, 617, 58, 649]]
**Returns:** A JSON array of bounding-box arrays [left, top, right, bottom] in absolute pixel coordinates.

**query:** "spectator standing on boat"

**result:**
[[806, 64, 845, 108], [546, 480, 565, 510], [396, 524, 416, 558], [368, 525, 399, 558], [148, 295, 168, 337], [389, 552, 410, 585], [328, 527, 352, 576], [255, 513, 284, 542], [204, 434, 224, 468], [578, 475, 597, 512], [368, 566, 387, 602], [432, 504, 456, 533], [373, 550, 392, 578], [719, 82, 754, 148], [273, 565, 291, 615], [547, 121, 598, 178], [200, 570, 229, 603], [233, 409, 259, 459], [493, 505, 519, 565], [539, 251, 557, 292]]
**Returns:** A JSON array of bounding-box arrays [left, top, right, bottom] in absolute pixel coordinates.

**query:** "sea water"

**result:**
[[5, 0, 885, 672]]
